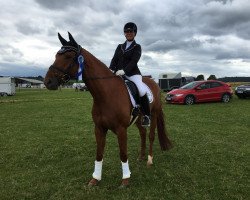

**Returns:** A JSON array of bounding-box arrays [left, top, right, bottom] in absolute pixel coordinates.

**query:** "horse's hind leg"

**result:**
[[136, 119, 147, 161], [147, 114, 157, 166], [88, 126, 107, 186]]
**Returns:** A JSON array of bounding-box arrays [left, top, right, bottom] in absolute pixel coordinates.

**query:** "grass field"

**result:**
[[0, 88, 249, 200]]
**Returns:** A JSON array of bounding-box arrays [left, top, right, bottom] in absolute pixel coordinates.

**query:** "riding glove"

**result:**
[[115, 70, 125, 76]]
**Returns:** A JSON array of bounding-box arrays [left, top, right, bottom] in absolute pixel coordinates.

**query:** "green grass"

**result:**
[[0, 89, 249, 200]]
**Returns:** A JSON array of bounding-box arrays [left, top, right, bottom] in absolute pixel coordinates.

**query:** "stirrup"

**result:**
[[142, 115, 151, 127]]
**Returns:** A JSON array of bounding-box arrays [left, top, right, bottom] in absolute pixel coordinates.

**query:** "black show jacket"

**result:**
[[109, 40, 141, 76]]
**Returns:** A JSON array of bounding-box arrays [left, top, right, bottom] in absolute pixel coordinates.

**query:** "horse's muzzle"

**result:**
[[44, 77, 59, 90]]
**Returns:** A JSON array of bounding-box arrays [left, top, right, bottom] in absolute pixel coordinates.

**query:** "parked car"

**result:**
[[165, 80, 233, 105], [235, 85, 250, 98]]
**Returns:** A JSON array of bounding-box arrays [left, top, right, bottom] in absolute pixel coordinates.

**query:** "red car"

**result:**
[[165, 80, 233, 105]]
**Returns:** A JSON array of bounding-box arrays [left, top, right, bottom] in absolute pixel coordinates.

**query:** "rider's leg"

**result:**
[[139, 94, 151, 126], [125, 75, 151, 126]]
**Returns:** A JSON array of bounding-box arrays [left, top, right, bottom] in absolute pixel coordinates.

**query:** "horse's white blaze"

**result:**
[[147, 155, 153, 165], [121, 160, 131, 179], [92, 160, 103, 180]]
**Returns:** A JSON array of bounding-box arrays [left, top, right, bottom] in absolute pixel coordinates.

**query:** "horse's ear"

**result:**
[[58, 33, 67, 46], [68, 32, 78, 46]]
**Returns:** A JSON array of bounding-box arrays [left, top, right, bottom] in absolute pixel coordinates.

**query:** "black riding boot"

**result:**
[[140, 94, 151, 127]]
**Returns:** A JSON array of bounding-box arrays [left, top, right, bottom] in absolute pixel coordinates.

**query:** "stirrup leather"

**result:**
[[142, 115, 151, 127]]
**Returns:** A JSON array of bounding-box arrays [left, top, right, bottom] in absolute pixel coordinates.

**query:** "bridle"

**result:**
[[49, 45, 82, 84]]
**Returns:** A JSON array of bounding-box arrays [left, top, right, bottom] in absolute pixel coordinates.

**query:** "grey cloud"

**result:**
[[145, 39, 202, 52], [204, 0, 233, 4], [12, 49, 23, 58], [215, 50, 250, 60], [0, 62, 46, 77], [242, 59, 250, 63], [16, 20, 42, 35], [86, 0, 124, 14], [35, 0, 81, 10], [0, 45, 23, 63], [35, 0, 123, 14], [193, 0, 250, 39], [1, 0, 250, 78], [203, 8, 250, 30], [141, 55, 160, 67], [235, 22, 250, 40]]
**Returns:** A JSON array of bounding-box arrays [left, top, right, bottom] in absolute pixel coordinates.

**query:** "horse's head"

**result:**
[[44, 32, 82, 90]]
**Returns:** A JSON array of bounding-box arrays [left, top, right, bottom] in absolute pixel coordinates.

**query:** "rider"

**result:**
[[109, 22, 150, 127]]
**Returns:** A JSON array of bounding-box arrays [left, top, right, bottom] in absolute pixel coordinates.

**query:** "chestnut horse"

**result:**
[[44, 32, 172, 187]]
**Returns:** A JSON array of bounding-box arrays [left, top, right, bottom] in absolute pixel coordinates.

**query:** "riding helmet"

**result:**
[[124, 22, 137, 35]]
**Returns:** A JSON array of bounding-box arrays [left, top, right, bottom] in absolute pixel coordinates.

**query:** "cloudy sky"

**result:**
[[0, 0, 250, 79]]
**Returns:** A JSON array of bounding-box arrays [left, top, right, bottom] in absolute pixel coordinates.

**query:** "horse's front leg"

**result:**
[[88, 126, 107, 187], [117, 127, 130, 187]]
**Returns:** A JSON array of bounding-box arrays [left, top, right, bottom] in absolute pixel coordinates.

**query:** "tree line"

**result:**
[[195, 74, 250, 82]]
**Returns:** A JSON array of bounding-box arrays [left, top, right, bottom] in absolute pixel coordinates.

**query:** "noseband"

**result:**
[[49, 45, 82, 84]]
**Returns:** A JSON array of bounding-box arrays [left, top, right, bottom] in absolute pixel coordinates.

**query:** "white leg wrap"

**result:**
[[147, 155, 153, 165], [121, 160, 131, 179], [92, 160, 103, 181]]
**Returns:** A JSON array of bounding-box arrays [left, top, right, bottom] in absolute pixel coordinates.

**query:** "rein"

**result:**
[[50, 45, 118, 83], [84, 75, 118, 81]]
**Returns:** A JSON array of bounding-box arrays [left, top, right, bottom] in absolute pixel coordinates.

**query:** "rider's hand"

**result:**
[[115, 70, 125, 76]]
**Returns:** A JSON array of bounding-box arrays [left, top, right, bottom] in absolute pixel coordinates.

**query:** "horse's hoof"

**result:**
[[88, 178, 99, 187], [119, 178, 129, 188], [147, 162, 153, 168]]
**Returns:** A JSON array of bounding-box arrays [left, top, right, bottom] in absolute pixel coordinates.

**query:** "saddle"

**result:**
[[122, 76, 153, 125]]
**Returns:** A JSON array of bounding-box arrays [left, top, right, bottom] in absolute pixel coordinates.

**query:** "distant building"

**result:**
[[159, 72, 182, 79], [15, 77, 44, 88]]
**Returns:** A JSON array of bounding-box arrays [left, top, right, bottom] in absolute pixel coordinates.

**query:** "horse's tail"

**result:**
[[157, 108, 173, 151]]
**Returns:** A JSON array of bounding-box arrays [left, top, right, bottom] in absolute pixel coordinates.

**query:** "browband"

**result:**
[[57, 45, 81, 54]]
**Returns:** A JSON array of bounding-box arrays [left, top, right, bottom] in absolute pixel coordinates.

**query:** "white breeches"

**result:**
[[125, 75, 147, 97]]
